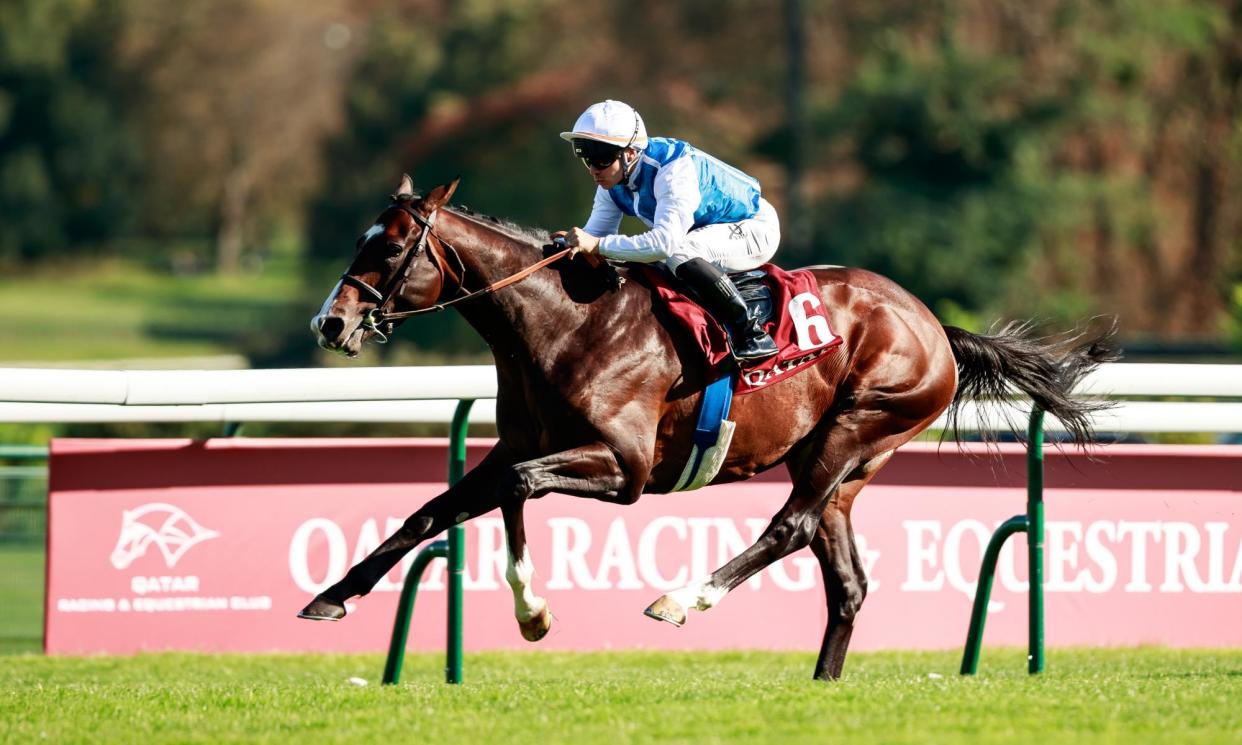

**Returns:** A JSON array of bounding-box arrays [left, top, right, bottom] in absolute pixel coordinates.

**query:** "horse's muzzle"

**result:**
[[311, 314, 361, 356], [313, 314, 340, 341]]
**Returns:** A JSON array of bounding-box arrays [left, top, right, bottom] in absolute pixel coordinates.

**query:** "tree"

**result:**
[[0, 0, 140, 262], [793, 0, 1241, 338], [122, 0, 359, 273], [802, 5, 1068, 320]]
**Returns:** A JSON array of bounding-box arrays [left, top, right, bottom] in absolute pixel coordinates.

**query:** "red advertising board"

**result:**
[[46, 438, 1242, 655]]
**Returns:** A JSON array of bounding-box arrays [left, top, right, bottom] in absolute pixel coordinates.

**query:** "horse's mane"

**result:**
[[448, 204, 549, 248], [396, 187, 549, 248]]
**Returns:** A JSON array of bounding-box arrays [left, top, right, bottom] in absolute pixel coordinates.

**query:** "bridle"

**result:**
[[339, 200, 573, 343]]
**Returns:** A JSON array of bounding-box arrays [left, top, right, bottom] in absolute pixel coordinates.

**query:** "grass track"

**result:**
[[0, 259, 305, 361], [2, 648, 1239, 744], [0, 544, 43, 654]]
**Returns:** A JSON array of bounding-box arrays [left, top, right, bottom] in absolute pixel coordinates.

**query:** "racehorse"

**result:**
[[301, 175, 1114, 680]]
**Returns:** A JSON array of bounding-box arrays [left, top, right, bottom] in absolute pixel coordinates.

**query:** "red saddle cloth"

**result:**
[[631, 263, 843, 394]]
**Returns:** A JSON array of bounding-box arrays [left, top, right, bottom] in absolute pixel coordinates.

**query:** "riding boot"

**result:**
[[675, 257, 779, 361]]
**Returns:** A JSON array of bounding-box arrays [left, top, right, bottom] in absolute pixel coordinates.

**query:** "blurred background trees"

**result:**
[[0, 0, 141, 260], [0, 0, 1239, 366]]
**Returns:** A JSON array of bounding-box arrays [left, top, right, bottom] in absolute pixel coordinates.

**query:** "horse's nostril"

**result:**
[[318, 315, 345, 343]]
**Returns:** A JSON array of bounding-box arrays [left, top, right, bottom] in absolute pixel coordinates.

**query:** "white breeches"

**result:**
[[664, 198, 781, 273]]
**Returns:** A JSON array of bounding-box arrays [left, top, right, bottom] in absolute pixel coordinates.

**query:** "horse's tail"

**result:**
[[942, 320, 1120, 445]]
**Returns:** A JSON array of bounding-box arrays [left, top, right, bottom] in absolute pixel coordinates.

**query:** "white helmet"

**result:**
[[559, 100, 648, 150]]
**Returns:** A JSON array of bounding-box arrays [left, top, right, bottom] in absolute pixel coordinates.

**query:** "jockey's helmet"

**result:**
[[560, 100, 648, 168]]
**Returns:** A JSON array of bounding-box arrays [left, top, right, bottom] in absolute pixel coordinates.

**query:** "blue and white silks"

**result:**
[[583, 137, 762, 264]]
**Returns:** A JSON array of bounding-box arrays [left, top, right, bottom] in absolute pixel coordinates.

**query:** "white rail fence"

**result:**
[[0, 364, 1239, 434]]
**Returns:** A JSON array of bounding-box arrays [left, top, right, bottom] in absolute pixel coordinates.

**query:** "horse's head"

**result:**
[[312, 175, 459, 356]]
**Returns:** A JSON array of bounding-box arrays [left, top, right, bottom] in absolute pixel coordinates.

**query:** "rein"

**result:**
[[341, 203, 573, 340]]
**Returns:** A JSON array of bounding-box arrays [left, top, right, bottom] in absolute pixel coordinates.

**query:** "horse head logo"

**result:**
[[109, 503, 220, 570]]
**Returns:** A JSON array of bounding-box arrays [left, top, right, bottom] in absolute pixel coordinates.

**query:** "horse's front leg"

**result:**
[[297, 446, 515, 621], [498, 443, 633, 641], [501, 501, 550, 641]]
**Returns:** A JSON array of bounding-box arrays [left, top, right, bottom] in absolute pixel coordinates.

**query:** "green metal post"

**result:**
[[382, 541, 448, 684], [1027, 407, 1046, 674], [445, 399, 473, 685], [959, 516, 1028, 675], [960, 405, 1048, 676], [381, 398, 473, 686]]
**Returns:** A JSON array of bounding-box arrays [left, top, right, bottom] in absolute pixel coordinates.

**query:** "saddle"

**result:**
[[659, 267, 775, 328], [628, 263, 843, 394]]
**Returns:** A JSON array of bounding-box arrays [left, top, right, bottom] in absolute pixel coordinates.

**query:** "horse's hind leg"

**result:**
[[810, 450, 891, 680], [644, 424, 873, 627]]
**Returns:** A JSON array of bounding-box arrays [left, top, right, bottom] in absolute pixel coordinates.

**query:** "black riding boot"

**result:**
[[675, 258, 779, 361]]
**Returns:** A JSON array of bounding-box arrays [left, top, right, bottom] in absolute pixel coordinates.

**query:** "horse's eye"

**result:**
[[385, 242, 404, 258]]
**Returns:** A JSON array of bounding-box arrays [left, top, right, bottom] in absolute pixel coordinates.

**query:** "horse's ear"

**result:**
[[423, 176, 461, 211], [394, 173, 415, 200]]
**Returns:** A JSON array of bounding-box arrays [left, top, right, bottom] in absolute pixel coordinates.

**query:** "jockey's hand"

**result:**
[[565, 227, 600, 256]]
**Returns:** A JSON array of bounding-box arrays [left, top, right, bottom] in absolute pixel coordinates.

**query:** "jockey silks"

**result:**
[[583, 137, 763, 263]]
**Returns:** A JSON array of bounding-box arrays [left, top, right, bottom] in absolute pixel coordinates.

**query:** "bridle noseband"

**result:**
[[339, 200, 573, 343]]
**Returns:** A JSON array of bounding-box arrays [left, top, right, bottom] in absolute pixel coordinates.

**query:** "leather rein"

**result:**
[[339, 202, 572, 342]]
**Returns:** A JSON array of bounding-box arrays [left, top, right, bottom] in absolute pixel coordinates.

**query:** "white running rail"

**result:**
[[0, 364, 1238, 433]]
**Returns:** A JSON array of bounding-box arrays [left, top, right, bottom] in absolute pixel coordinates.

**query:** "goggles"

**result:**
[[572, 139, 623, 170]]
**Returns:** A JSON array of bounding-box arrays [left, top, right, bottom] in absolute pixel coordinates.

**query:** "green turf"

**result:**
[[1, 648, 1238, 744], [0, 544, 43, 654], [0, 259, 307, 361]]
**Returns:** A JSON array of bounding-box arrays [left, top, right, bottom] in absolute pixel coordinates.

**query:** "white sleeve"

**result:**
[[597, 156, 700, 263], [582, 187, 623, 237]]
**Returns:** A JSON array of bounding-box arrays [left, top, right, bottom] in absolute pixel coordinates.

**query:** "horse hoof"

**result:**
[[297, 595, 347, 621], [643, 595, 687, 627], [518, 606, 552, 642]]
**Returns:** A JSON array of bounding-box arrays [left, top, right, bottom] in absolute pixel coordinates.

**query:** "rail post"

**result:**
[[382, 399, 472, 685], [960, 406, 1046, 675]]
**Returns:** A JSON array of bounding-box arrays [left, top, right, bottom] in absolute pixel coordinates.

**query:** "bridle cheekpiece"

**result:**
[[338, 198, 445, 343]]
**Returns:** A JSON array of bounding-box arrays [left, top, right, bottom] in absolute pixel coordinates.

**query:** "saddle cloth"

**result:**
[[631, 263, 843, 394]]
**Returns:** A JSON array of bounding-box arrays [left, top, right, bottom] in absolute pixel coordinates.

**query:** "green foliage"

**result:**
[[0, 1, 1238, 357], [310, 3, 579, 259], [780, 0, 1242, 340], [810, 40, 1067, 312], [307, 2, 593, 355], [0, 0, 141, 262]]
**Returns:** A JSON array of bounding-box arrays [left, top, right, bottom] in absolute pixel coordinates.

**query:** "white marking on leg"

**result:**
[[505, 545, 547, 622], [667, 576, 728, 612]]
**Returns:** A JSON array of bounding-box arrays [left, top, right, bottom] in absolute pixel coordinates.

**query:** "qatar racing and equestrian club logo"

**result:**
[[109, 503, 220, 570]]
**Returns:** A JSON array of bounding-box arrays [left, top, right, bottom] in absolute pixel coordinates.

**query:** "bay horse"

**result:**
[[301, 175, 1113, 680]]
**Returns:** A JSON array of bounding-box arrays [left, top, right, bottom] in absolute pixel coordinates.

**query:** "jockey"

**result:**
[[555, 99, 779, 361]]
